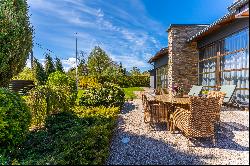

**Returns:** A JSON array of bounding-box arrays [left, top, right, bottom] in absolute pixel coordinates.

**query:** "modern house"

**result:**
[[148, 0, 249, 106]]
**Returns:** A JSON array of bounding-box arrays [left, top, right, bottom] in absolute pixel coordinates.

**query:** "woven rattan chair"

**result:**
[[143, 97, 170, 129], [169, 96, 220, 146], [207, 91, 226, 123]]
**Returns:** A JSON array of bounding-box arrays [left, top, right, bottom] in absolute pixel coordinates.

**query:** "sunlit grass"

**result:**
[[123, 87, 144, 100]]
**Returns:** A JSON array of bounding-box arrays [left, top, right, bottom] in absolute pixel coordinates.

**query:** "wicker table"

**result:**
[[144, 93, 190, 130]]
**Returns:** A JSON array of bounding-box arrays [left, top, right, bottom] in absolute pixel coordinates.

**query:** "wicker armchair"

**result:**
[[143, 97, 170, 129], [169, 96, 220, 145], [207, 91, 226, 123]]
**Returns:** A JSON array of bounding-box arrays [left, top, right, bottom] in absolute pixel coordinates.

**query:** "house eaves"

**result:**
[[187, 11, 237, 42]]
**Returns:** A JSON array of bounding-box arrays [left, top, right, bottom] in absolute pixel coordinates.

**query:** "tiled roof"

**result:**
[[228, 0, 249, 12], [166, 24, 209, 32]]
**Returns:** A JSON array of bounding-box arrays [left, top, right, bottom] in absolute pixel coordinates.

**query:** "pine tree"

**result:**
[[45, 54, 55, 77], [55, 57, 64, 73], [33, 58, 46, 85]]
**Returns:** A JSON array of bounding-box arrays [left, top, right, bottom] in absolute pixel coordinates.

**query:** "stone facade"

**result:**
[[167, 25, 208, 95]]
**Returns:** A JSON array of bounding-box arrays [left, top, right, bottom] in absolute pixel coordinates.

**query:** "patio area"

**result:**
[[107, 88, 249, 165]]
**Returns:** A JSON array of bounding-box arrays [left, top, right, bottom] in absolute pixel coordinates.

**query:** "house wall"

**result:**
[[167, 25, 208, 95], [154, 55, 168, 69], [198, 18, 249, 48], [149, 69, 156, 89], [149, 55, 168, 89]]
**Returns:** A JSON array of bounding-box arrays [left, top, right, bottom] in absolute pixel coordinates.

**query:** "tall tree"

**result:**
[[55, 57, 64, 73], [44, 54, 55, 77], [0, 0, 33, 87], [118, 62, 125, 75], [87, 46, 112, 76], [130, 67, 141, 76], [78, 51, 88, 76], [33, 59, 46, 85]]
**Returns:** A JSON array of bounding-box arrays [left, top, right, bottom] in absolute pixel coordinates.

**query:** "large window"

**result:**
[[199, 27, 249, 105], [156, 65, 168, 88]]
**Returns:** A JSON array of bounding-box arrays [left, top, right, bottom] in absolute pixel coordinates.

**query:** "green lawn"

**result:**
[[123, 87, 144, 100]]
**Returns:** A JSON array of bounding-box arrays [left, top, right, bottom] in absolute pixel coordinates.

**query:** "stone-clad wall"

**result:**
[[167, 25, 207, 95]]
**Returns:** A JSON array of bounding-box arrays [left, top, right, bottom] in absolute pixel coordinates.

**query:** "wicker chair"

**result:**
[[143, 97, 170, 129], [207, 91, 226, 123], [169, 96, 220, 145]]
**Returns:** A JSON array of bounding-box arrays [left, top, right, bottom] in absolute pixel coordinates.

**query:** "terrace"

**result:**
[[107, 88, 249, 165]]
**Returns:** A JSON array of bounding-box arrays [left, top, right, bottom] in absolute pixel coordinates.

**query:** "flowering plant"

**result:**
[[172, 84, 184, 96]]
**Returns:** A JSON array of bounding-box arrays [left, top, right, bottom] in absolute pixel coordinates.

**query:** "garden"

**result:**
[[0, 1, 149, 165]]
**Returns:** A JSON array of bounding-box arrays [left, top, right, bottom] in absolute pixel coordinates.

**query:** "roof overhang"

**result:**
[[228, 0, 249, 12], [235, 8, 249, 18], [187, 12, 239, 42], [148, 47, 168, 63]]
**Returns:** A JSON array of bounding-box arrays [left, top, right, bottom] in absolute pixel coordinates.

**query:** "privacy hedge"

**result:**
[[95, 75, 149, 88]]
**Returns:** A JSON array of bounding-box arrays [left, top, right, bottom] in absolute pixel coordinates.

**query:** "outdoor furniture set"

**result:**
[[142, 85, 236, 145]]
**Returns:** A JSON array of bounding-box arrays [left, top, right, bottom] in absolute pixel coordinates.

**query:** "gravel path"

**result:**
[[106, 89, 249, 165]]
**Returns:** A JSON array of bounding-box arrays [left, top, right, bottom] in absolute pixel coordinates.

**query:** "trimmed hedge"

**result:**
[[97, 75, 149, 88], [77, 75, 150, 88]]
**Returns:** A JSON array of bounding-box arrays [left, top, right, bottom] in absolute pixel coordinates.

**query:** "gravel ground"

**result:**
[[106, 88, 249, 165]]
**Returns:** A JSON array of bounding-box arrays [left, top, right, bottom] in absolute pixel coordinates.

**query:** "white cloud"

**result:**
[[28, 0, 167, 72]]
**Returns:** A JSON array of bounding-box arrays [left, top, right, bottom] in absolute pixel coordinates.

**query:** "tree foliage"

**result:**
[[33, 58, 46, 85], [130, 67, 141, 76], [13, 67, 35, 81], [0, 0, 33, 87], [87, 46, 112, 76], [55, 57, 64, 73], [44, 54, 55, 77]]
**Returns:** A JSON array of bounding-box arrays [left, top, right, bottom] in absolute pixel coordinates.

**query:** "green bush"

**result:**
[[13, 107, 119, 165], [78, 76, 101, 89], [0, 88, 31, 151], [24, 72, 77, 128], [79, 82, 125, 108], [46, 71, 77, 111], [12, 67, 35, 81], [23, 86, 48, 128]]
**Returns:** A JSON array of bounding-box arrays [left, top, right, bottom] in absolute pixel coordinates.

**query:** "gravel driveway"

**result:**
[[106, 89, 249, 165]]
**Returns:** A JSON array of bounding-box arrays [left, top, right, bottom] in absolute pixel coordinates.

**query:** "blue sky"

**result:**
[[27, 0, 234, 72]]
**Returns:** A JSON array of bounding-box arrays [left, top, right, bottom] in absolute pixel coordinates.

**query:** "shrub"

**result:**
[[23, 86, 48, 128], [24, 72, 77, 127], [46, 71, 77, 109], [79, 82, 125, 108], [14, 107, 119, 165], [0, 88, 31, 151], [12, 67, 35, 81], [78, 76, 101, 89]]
